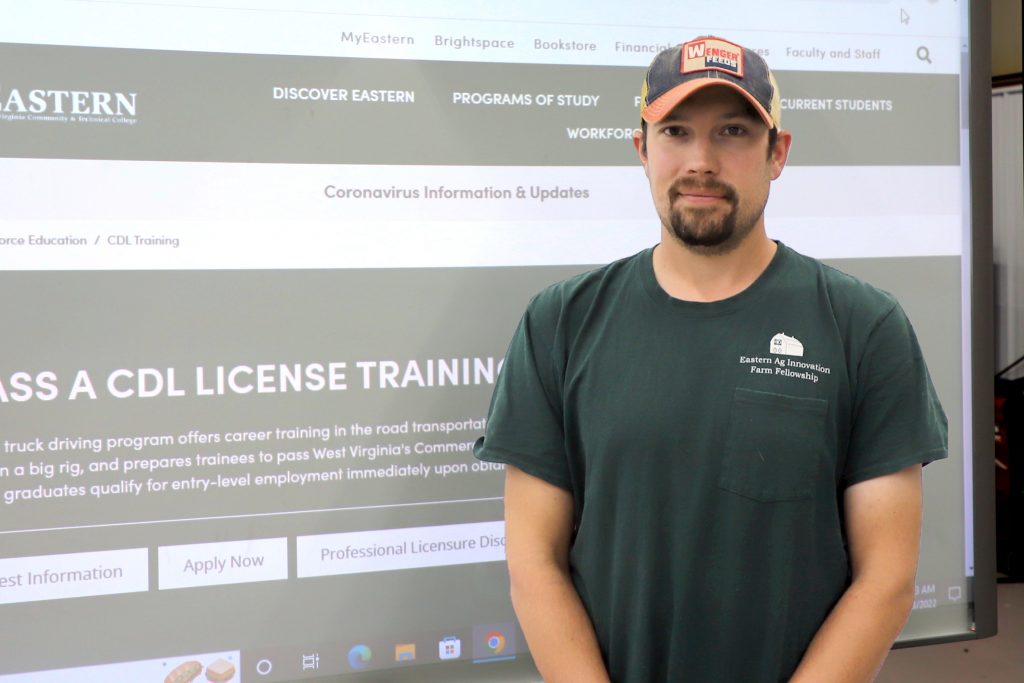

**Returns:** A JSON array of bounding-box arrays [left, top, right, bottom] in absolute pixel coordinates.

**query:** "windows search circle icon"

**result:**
[[348, 644, 372, 670], [484, 630, 506, 655]]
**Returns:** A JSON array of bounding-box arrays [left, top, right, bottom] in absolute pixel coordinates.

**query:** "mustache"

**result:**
[[669, 178, 737, 203]]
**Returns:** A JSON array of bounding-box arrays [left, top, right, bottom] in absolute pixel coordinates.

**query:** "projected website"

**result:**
[[0, 1, 972, 680]]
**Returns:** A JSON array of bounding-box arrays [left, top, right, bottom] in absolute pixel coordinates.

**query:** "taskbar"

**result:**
[[241, 622, 526, 682]]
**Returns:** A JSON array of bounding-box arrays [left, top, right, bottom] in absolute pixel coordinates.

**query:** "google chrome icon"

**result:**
[[484, 630, 506, 655], [348, 644, 372, 670]]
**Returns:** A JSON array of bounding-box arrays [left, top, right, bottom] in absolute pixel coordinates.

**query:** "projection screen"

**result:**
[[0, 1, 995, 681]]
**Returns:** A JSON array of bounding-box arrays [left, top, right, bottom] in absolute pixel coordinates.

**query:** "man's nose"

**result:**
[[685, 137, 719, 175]]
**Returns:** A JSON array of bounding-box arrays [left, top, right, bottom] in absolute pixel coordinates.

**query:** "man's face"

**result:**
[[634, 86, 789, 254]]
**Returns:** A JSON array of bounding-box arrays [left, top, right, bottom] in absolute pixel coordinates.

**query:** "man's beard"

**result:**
[[664, 178, 763, 254]]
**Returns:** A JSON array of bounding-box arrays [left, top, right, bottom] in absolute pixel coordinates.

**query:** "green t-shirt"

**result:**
[[474, 243, 948, 683]]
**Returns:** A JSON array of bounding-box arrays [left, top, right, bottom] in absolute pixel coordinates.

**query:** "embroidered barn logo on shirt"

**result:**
[[769, 332, 804, 357], [739, 334, 831, 384]]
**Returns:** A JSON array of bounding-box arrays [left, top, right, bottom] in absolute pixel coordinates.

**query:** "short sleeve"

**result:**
[[843, 302, 949, 486], [473, 295, 573, 490]]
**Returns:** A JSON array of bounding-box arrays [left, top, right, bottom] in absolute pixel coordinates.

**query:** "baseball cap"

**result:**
[[640, 36, 781, 129]]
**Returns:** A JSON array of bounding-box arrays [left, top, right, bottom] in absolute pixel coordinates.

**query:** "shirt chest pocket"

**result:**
[[718, 388, 828, 502]]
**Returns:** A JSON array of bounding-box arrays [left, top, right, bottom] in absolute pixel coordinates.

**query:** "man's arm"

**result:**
[[504, 465, 612, 683], [789, 463, 923, 683]]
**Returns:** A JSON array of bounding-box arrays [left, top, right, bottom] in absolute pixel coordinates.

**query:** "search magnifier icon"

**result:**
[[916, 46, 932, 63]]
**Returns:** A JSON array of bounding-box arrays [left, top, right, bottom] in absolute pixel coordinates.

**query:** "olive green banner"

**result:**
[[0, 43, 959, 165]]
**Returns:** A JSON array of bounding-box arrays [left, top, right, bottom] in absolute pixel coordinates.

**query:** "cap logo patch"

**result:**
[[681, 38, 744, 77]]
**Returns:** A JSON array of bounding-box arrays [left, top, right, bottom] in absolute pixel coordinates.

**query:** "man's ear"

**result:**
[[770, 129, 793, 181], [633, 127, 649, 176]]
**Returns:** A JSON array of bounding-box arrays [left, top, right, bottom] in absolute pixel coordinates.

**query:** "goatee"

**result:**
[[665, 178, 763, 255]]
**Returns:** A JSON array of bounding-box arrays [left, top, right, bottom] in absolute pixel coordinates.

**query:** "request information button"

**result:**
[[0, 548, 148, 605], [158, 537, 288, 589]]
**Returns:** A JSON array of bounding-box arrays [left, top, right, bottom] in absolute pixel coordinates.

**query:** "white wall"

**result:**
[[992, 86, 1024, 379]]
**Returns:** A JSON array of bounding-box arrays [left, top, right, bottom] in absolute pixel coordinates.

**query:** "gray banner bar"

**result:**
[[0, 43, 959, 165]]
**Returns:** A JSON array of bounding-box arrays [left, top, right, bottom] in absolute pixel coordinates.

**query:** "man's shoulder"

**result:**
[[781, 244, 900, 323], [527, 248, 650, 320]]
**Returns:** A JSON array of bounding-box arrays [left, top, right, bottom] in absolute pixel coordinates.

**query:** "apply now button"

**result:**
[[158, 537, 288, 589]]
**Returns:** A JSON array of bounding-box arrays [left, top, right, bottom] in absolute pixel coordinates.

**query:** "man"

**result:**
[[474, 36, 947, 682]]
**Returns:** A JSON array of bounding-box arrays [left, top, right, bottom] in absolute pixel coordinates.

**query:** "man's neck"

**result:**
[[651, 228, 778, 303]]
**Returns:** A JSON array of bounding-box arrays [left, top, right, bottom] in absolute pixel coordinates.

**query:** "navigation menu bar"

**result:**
[[0, 0, 963, 73], [0, 44, 960, 167]]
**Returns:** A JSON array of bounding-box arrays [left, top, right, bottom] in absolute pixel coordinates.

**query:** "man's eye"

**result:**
[[723, 125, 747, 136]]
